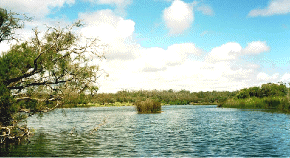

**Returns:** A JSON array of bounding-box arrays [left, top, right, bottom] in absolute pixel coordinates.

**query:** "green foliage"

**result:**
[[88, 89, 236, 106], [220, 96, 290, 112], [135, 98, 161, 113], [220, 83, 290, 113], [18, 99, 39, 111], [236, 83, 288, 99], [0, 82, 16, 126], [260, 83, 288, 97], [0, 42, 37, 81], [0, 8, 29, 42], [236, 89, 250, 99], [62, 92, 90, 107], [0, 8, 105, 126]]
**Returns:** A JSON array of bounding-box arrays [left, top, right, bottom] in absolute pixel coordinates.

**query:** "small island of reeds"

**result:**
[[135, 98, 161, 114]]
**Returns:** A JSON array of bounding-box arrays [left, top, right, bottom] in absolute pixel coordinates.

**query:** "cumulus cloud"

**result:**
[[167, 43, 203, 55], [163, 0, 194, 35], [79, 10, 139, 60], [0, 0, 75, 17], [243, 41, 270, 55], [97, 39, 278, 93], [248, 0, 290, 17], [84, 0, 132, 16], [206, 41, 270, 62], [206, 42, 242, 62], [96, 42, 206, 92], [79, 10, 135, 40], [281, 73, 290, 82], [257, 72, 280, 82], [137, 43, 202, 72]]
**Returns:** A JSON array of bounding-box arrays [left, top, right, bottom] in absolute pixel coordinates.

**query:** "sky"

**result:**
[[1, 0, 290, 93]]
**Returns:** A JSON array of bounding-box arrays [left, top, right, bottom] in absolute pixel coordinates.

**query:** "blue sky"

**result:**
[[1, 0, 290, 93]]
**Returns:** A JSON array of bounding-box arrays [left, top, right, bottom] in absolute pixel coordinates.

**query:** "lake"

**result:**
[[2, 105, 290, 157]]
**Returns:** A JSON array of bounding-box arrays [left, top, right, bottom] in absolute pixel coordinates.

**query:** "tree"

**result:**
[[0, 8, 29, 43], [235, 83, 288, 100], [0, 8, 27, 126], [0, 8, 106, 126]]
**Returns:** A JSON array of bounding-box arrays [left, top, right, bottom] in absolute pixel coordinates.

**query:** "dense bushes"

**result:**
[[236, 83, 287, 99], [220, 96, 289, 111], [219, 83, 290, 113], [135, 98, 161, 113]]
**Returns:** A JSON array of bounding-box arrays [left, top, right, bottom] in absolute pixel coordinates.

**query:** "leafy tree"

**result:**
[[260, 83, 287, 97], [236, 83, 288, 100], [0, 8, 106, 125]]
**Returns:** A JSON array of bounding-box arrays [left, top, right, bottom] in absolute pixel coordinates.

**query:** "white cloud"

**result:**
[[206, 41, 270, 63], [248, 0, 290, 17], [197, 5, 214, 16], [163, 0, 194, 35], [98, 40, 273, 93], [167, 43, 203, 55], [78, 11, 204, 76], [79, 10, 135, 40], [281, 73, 290, 82], [257, 72, 280, 82], [135, 43, 203, 72], [79, 10, 139, 60], [84, 0, 132, 16], [0, 42, 12, 54], [0, 1, 280, 93], [243, 41, 270, 55], [206, 42, 242, 62], [0, 0, 75, 17]]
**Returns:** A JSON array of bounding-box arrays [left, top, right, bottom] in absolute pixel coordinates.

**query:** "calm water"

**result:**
[[2, 105, 290, 157]]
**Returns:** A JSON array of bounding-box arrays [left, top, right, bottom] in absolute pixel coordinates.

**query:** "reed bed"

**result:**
[[135, 98, 161, 114]]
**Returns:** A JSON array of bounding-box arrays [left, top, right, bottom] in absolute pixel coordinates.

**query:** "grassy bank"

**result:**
[[219, 83, 290, 113], [219, 96, 290, 112]]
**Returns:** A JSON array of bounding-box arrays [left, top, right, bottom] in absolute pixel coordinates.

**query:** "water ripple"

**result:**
[[3, 105, 290, 157]]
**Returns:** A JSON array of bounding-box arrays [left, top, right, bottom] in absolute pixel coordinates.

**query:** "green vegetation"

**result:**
[[2, 6, 290, 146], [219, 83, 290, 113], [0, 8, 105, 143], [135, 98, 161, 114], [0, 8, 30, 43], [63, 89, 237, 108]]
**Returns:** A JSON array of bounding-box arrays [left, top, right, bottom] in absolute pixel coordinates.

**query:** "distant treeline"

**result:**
[[64, 82, 290, 114], [63, 89, 238, 107]]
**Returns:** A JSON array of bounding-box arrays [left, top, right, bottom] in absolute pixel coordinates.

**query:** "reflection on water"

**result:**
[[2, 105, 290, 157]]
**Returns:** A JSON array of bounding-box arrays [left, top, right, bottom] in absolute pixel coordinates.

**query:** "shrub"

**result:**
[[220, 95, 290, 113], [263, 97, 280, 109], [236, 83, 288, 99], [135, 98, 161, 113]]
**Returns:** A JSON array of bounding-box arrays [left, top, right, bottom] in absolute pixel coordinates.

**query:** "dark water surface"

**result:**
[[2, 105, 290, 157]]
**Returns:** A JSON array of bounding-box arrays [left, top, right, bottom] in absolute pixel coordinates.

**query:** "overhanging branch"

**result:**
[[8, 79, 70, 90]]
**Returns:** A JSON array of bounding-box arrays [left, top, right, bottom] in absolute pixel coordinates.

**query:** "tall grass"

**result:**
[[135, 98, 161, 113], [219, 96, 290, 113]]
